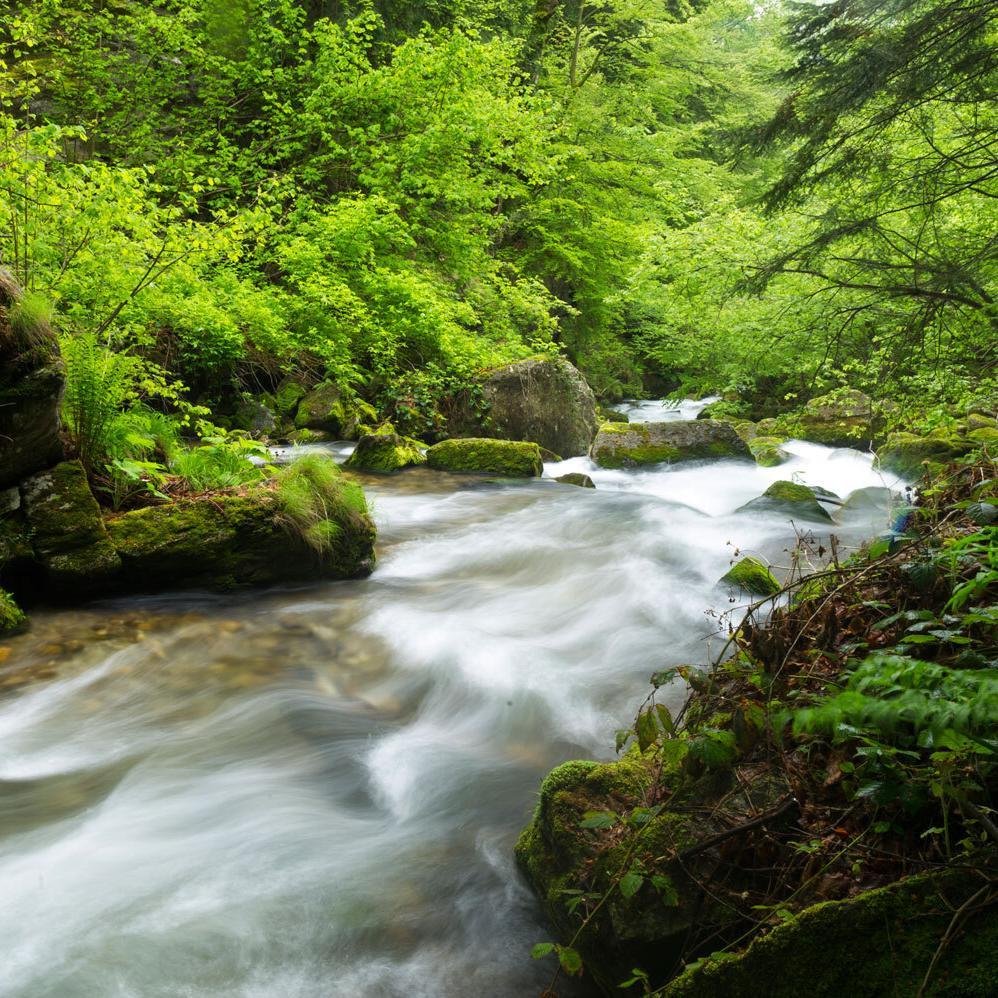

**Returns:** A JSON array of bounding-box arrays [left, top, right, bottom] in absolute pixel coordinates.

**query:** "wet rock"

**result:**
[[22, 460, 122, 587], [748, 436, 789, 467], [591, 421, 750, 468], [842, 486, 895, 510], [797, 390, 881, 448], [345, 429, 426, 474], [106, 482, 376, 591], [736, 480, 833, 521], [274, 377, 308, 420], [0, 273, 65, 488], [720, 556, 780, 596], [426, 438, 543, 477], [555, 472, 596, 488], [447, 357, 598, 457], [598, 405, 630, 424]]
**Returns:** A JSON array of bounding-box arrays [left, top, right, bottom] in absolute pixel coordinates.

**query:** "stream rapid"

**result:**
[[0, 402, 906, 998]]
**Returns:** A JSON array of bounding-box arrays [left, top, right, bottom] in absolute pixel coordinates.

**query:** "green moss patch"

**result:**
[[720, 556, 780, 596], [345, 430, 426, 473], [426, 437, 543, 477]]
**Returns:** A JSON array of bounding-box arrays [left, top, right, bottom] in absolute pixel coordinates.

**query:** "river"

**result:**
[[0, 403, 906, 997]]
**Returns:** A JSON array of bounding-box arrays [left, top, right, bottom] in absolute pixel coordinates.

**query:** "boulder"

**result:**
[[274, 377, 307, 420], [106, 482, 375, 591], [344, 430, 426, 474], [798, 390, 881, 448], [516, 755, 794, 995], [877, 431, 972, 478], [448, 357, 598, 457], [748, 436, 790, 467], [598, 405, 630, 424], [21, 460, 121, 588], [0, 275, 65, 488], [555, 472, 595, 488], [232, 395, 277, 436], [426, 438, 543, 477], [736, 480, 832, 521], [294, 384, 375, 439], [0, 588, 27, 635], [720, 556, 780, 596], [591, 421, 750, 468]]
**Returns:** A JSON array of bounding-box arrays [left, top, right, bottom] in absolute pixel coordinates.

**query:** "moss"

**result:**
[[0, 588, 27, 634], [878, 431, 972, 477], [720, 556, 780, 596], [967, 426, 998, 448], [345, 431, 426, 473], [736, 480, 832, 521], [426, 437, 543, 477], [797, 390, 881, 447], [107, 473, 375, 591], [663, 872, 998, 997], [748, 436, 789, 467], [274, 377, 307, 418], [592, 421, 750, 468], [21, 460, 121, 588]]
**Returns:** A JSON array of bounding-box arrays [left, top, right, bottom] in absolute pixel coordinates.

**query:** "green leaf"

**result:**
[[580, 810, 618, 829], [635, 709, 658, 752], [619, 870, 644, 898], [558, 946, 583, 975], [531, 942, 554, 960]]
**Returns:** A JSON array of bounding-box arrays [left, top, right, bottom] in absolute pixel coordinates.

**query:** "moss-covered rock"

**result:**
[[591, 421, 750, 468], [345, 430, 426, 473], [598, 406, 630, 424], [106, 482, 375, 591], [663, 871, 998, 998], [555, 472, 596, 488], [877, 431, 973, 478], [517, 754, 793, 995], [748, 436, 789, 467], [736, 480, 833, 521], [967, 426, 998, 448], [21, 460, 121, 588], [720, 556, 780, 596], [274, 377, 307, 419], [231, 394, 277, 436], [426, 438, 543, 477], [447, 357, 599, 457], [0, 588, 27, 635], [294, 384, 376, 439], [798, 389, 881, 448]]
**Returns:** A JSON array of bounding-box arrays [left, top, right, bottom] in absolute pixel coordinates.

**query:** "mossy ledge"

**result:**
[[426, 437, 543, 477]]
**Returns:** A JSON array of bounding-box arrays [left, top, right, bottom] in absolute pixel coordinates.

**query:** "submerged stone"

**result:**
[[591, 421, 750, 468], [345, 430, 426, 474], [426, 438, 543, 477], [21, 460, 121, 588], [736, 480, 832, 521], [748, 435, 789, 467], [555, 472, 596, 488], [720, 556, 780, 596]]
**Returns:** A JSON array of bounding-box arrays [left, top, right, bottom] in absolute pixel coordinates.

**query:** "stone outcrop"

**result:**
[[591, 421, 750, 468], [736, 480, 833, 521], [447, 357, 598, 457], [797, 389, 881, 448]]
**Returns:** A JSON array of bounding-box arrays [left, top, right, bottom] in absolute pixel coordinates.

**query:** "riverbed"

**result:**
[[0, 405, 906, 997]]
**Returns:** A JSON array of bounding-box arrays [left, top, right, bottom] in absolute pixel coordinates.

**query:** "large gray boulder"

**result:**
[[448, 357, 598, 457], [0, 273, 65, 488], [591, 420, 750, 468]]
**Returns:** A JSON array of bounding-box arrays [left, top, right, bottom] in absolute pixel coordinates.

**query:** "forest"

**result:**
[[0, 1, 995, 997]]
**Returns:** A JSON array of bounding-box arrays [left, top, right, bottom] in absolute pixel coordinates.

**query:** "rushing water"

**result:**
[[0, 404, 907, 998]]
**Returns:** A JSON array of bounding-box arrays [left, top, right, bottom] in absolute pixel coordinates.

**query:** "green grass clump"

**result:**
[[170, 445, 264, 492], [274, 453, 371, 558], [0, 589, 28, 635]]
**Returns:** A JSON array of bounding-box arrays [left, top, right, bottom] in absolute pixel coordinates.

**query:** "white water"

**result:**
[[0, 408, 906, 998]]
